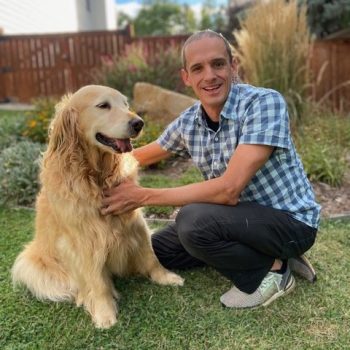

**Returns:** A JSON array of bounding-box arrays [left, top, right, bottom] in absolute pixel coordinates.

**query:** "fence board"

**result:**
[[1, 31, 349, 113], [0, 29, 132, 102], [311, 39, 350, 112]]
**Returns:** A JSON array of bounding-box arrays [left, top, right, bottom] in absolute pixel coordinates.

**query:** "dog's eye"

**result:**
[[96, 102, 111, 109]]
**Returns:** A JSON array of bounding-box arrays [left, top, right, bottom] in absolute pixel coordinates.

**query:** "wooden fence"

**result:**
[[0, 28, 188, 103], [311, 39, 350, 112], [0, 30, 350, 112], [0, 28, 133, 102]]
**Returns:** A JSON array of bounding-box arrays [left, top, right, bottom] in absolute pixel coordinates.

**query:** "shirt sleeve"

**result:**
[[239, 90, 290, 149], [156, 117, 190, 158]]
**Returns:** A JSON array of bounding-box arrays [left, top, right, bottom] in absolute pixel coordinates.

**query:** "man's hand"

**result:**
[[101, 179, 145, 215]]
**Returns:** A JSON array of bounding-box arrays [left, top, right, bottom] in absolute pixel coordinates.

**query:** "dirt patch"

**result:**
[[312, 173, 350, 219]]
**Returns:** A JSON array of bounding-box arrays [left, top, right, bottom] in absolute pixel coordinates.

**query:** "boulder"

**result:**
[[132, 82, 197, 125]]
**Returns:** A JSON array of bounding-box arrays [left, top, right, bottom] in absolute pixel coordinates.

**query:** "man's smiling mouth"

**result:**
[[203, 84, 221, 92]]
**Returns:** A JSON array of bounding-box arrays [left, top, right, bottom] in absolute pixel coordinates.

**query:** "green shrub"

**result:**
[[307, 0, 350, 38], [297, 137, 347, 187], [93, 43, 190, 100], [22, 98, 57, 143], [295, 106, 350, 186], [0, 140, 45, 206], [0, 111, 27, 152]]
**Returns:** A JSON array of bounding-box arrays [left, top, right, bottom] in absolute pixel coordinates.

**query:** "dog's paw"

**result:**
[[94, 311, 117, 329], [165, 272, 184, 286], [92, 303, 118, 329], [84, 296, 118, 329], [152, 270, 184, 286]]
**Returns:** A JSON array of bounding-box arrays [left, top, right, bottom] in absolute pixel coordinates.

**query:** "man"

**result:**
[[101, 30, 320, 308]]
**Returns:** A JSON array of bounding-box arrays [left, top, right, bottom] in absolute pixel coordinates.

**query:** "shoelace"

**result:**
[[259, 273, 282, 294]]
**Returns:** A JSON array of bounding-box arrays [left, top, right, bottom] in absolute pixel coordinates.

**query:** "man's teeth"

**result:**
[[204, 85, 219, 91]]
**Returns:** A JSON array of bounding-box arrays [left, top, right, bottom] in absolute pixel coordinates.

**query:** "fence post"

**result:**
[[124, 24, 135, 43]]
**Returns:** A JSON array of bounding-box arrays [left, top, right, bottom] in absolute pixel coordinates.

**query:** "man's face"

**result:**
[[181, 36, 236, 119]]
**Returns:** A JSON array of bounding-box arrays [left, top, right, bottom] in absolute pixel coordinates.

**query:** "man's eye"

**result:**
[[214, 61, 225, 68], [96, 102, 111, 109]]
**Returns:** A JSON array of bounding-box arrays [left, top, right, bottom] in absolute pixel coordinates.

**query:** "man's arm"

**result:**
[[133, 141, 172, 167], [101, 144, 273, 215]]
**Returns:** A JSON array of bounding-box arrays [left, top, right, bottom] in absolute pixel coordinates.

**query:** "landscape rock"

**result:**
[[132, 82, 197, 125]]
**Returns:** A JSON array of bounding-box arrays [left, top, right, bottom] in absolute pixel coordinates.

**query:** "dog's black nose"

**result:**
[[129, 118, 144, 133]]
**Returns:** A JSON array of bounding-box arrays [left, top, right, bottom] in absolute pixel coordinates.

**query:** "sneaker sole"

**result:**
[[289, 256, 317, 283], [261, 275, 296, 308]]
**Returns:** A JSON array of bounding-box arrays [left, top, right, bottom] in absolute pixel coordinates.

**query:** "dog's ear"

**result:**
[[48, 94, 80, 154]]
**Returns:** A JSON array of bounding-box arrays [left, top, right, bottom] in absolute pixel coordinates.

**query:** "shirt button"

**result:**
[[215, 137, 219, 142]]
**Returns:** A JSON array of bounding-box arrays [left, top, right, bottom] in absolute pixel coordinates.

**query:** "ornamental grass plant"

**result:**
[[233, 0, 311, 121]]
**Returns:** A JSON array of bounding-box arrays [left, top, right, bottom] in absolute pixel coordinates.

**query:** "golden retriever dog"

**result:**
[[11, 85, 184, 329]]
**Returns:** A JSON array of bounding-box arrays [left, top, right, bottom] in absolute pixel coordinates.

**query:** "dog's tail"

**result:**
[[12, 241, 76, 302]]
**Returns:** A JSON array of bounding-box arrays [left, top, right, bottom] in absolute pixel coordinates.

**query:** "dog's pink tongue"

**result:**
[[116, 139, 132, 152]]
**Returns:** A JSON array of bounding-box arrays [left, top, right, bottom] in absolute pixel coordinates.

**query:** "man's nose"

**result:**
[[203, 66, 216, 80]]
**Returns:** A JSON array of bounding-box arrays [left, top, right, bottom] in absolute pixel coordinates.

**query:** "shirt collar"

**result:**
[[221, 83, 239, 121]]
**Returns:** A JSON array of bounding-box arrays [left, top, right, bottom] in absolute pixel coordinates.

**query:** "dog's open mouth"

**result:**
[[96, 133, 132, 153]]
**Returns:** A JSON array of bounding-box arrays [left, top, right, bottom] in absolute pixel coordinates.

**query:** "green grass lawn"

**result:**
[[1, 207, 349, 349]]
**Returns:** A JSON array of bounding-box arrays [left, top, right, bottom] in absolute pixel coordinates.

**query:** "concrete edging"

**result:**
[[8, 206, 350, 222]]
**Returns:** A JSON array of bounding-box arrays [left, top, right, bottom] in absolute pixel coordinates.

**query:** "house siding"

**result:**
[[0, 0, 116, 35]]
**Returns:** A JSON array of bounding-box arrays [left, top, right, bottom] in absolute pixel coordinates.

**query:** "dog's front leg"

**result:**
[[138, 247, 185, 286], [130, 219, 184, 286], [59, 241, 118, 329], [77, 267, 118, 329]]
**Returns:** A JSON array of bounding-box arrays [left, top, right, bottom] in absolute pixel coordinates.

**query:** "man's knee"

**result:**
[[176, 204, 212, 256], [176, 203, 213, 227], [176, 203, 208, 235]]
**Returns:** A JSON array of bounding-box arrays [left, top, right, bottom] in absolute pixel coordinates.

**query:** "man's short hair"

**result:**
[[181, 29, 234, 69]]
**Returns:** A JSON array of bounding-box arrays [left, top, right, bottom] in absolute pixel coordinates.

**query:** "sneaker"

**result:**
[[220, 266, 295, 309], [289, 255, 317, 283]]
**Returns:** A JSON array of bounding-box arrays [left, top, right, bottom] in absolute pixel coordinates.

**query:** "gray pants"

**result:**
[[152, 202, 317, 293]]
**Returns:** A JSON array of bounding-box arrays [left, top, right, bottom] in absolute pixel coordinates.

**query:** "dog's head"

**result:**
[[50, 85, 144, 154]]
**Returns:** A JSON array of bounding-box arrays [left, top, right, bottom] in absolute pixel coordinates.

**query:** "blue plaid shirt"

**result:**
[[157, 83, 321, 228]]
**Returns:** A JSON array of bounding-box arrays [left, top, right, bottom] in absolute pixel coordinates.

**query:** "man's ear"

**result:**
[[231, 58, 238, 76], [181, 68, 191, 87]]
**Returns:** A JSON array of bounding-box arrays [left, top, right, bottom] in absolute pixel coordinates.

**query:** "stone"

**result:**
[[132, 82, 197, 125]]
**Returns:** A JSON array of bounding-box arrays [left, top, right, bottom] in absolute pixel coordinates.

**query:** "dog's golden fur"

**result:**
[[11, 85, 183, 328]]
